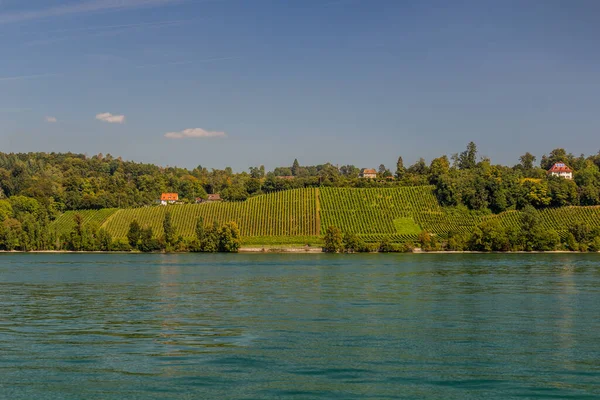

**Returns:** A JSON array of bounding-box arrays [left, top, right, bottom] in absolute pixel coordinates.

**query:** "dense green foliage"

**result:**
[[3, 145, 600, 252]]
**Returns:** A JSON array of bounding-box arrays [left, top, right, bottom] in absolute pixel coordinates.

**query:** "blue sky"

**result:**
[[1, 0, 599, 171]]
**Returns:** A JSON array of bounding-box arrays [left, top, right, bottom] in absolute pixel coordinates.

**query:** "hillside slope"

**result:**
[[49, 187, 600, 244]]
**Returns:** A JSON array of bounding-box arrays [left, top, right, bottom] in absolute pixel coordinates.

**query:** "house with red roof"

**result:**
[[547, 163, 573, 180], [160, 193, 179, 205]]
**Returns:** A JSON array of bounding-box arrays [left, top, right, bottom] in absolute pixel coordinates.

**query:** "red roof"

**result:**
[[161, 193, 179, 201], [548, 163, 573, 173], [361, 169, 377, 174], [207, 194, 221, 201]]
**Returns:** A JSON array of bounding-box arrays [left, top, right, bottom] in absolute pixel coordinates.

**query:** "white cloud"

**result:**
[[164, 128, 226, 139], [45, 116, 57, 123], [96, 112, 125, 124]]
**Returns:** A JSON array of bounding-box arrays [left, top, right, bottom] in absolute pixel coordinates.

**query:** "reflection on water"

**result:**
[[1, 253, 600, 399]]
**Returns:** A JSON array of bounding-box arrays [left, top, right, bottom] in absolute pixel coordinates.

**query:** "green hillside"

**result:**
[[49, 187, 600, 245], [50, 208, 118, 235], [51, 188, 319, 242]]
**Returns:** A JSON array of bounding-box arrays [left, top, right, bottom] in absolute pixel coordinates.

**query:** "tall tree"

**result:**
[[138, 226, 158, 252], [195, 216, 205, 243], [291, 159, 300, 176], [395, 156, 405, 179], [127, 220, 141, 248], [458, 142, 478, 169], [428, 156, 450, 184], [323, 226, 344, 253], [163, 211, 176, 246]]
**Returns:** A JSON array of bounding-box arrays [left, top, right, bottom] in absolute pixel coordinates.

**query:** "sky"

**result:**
[[1, 0, 599, 171]]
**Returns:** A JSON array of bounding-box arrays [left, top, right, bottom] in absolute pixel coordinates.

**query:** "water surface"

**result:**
[[1, 253, 599, 399]]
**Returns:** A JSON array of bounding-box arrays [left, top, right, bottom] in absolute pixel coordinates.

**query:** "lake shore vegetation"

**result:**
[[2, 144, 600, 252]]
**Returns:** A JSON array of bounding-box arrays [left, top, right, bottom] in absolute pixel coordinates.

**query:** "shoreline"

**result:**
[[0, 248, 597, 254]]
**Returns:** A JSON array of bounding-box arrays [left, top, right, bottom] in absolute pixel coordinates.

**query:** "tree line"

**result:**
[[0, 201, 241, 252], [2, 146, 600, 215]]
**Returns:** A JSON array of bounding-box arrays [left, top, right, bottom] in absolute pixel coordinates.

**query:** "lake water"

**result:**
[[1, 253, 599, 399]]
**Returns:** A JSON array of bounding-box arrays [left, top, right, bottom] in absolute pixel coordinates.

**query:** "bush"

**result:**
[[111, 238, 131, 251], [589, 236, 600, 252], [343, 232, 368, 253], [323, 226, 344, 253], [219, 222, 241, 252], [379, 238, 398, 253]]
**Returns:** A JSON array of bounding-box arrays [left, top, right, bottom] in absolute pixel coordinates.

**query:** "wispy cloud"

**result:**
[[0, 73, 59, 82], [96, 112, 126, 124], [0, 0, 187, 25], [164, 128, 226, 139], [135, 56, 240, 69], [45, 116, 58, 123]]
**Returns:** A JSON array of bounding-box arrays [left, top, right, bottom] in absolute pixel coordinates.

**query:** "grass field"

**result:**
[[48, 187, 600, 245]]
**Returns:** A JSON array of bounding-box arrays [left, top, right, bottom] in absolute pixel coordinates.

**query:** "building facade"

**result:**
[[359, 168, 377, 179], [548, 163, 573, 179]]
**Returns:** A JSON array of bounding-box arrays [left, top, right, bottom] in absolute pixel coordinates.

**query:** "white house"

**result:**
[[547, 163, 573, 180], [160, 193, 179, 205]]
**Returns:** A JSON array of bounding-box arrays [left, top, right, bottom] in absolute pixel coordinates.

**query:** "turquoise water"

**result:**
[[1, 253, 599, 399]]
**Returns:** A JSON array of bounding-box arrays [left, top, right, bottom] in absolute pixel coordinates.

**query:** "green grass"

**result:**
[[393, 217, 422, 235]]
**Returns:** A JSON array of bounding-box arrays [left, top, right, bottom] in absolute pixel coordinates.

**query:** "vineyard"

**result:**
[[49, 188, 319, 241], [486, 207, 600, 238], [49, 209, 118, 235], [48, 187, 600, 245]]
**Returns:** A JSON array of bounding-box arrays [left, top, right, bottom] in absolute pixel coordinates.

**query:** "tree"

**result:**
[[163, 211, 176, 247], [446, 230, 469, 251], [343, 232, 367, 252], [429, 156, 450, 184], [418, 231, 432, 250], [469, 219, 509, 251], [291, 159, 300, 176], [569, 221, 591, 244], [323, 226, 344, 253], [195, 216, 205, 243], [407, 158, 428, 175], [68, 213, 85, 251], [519, 152, 536, 171], [458, 142, 478, 170], [339, 165, 360, 178], [97, 228, 112, 251], [395, 156, 405, 179], [249, 165, 265, 179], [219, 221, 241, 252], [547, 177, 578, 207], [201, 221, 220, 252], [139, 226, 158, 252], [127, 220, 141, 248], [379, 237, 398, 252]]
